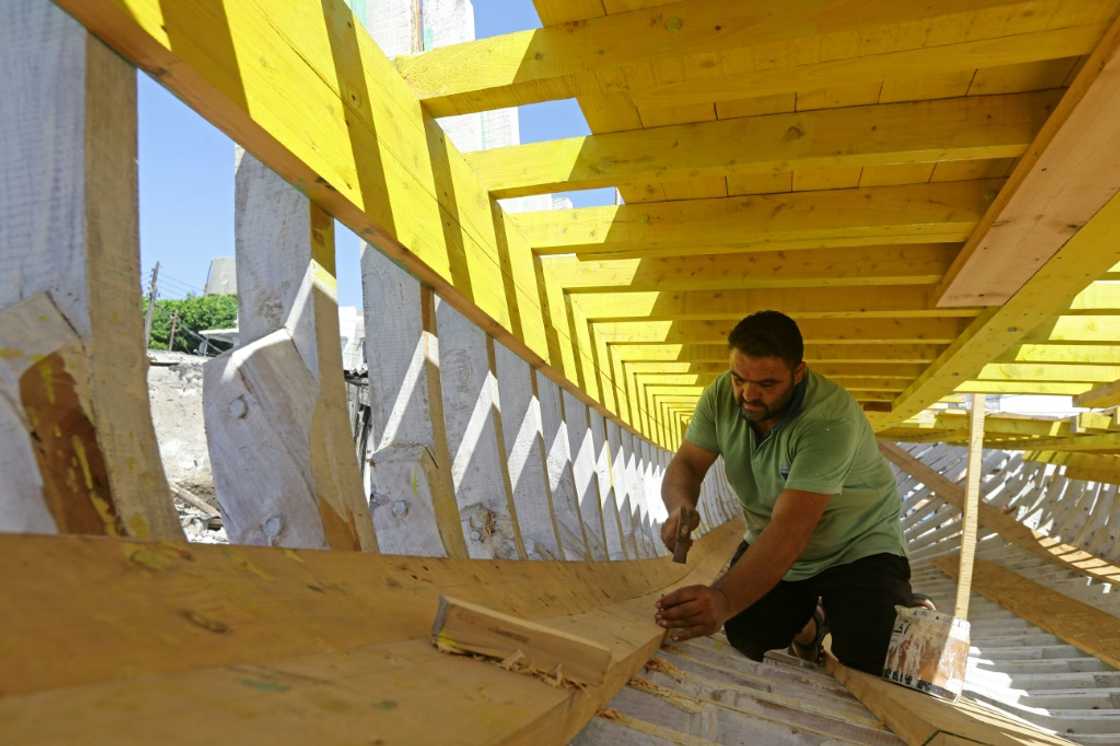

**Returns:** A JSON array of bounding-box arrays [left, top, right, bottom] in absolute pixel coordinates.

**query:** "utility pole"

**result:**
[[143, 261, 160, 348], [168, 311, 179, 352]]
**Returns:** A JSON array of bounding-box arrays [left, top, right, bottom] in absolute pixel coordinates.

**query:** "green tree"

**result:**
[[144, 295, 238, 353]]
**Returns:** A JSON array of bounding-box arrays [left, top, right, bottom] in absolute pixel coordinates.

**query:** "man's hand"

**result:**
[[654, 585, 731, 642], [660, 505, 700, 552]]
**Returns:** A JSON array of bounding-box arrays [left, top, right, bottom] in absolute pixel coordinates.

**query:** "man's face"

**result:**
[[728, 349, 805, 424]]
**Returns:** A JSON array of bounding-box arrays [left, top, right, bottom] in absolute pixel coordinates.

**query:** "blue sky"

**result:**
[[138, 1, 610, 308]]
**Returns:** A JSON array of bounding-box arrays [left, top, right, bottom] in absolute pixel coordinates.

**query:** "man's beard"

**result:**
[[739, 387, 795, 423]]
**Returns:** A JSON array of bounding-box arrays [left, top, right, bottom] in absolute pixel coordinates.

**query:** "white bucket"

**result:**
[[881, 606, 970, 700]]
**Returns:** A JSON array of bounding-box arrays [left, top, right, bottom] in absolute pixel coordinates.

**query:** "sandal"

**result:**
[[788, 604, 828, 664]]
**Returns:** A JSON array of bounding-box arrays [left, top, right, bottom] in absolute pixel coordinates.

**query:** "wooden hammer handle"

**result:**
[[672, 505, 696, 564]]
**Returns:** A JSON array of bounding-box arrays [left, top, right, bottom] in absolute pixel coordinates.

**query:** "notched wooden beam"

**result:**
[[432, 595, 614, 687]]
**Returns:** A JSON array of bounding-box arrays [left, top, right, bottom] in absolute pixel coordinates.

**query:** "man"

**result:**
[[655, 310, 914, 674]]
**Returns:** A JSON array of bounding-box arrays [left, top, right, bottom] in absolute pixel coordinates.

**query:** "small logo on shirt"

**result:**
[[779, 464, 790, 480]]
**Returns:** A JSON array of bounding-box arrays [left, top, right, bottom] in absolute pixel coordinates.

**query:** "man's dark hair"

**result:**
[[727, 311, 803, 369]]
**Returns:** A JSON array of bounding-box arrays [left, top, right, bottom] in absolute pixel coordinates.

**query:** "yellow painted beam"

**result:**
[[396, 0, 1112, 116], [569, 286, 977, 322], [883, 193, 1120, 428], [1016, 432, 1120, 452], [623, 361, 927, 379], [539, 244, 956, 293], [1075, 378, 1120, 408], [976, 363, 1120, 383], [955, 381, 1091, 395], [1026, 315, 1120, 344], [532, 0, 605, 25], [594, 318, 969, 345], [511, 180, 998, 258], [467, 92, 1055, 198], [934, 412, 1070, 437], [635, 371, 909, 394], [937, 14, 1120, 306], [1004, 343, 1120, 366], [609, 343, 945, 365]]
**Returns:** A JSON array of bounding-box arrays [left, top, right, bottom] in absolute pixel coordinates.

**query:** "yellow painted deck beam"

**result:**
[[955, 381, 1092, 395], [623, 361, 927, 379], [467, 92, 1055, 198], [975, 363, 1120, 383], [569, 286, 978, 322], [396, 0, 1112, 117], [1075, 378, 1120, 408], [1025, 315, 1120, 343], [1004, 343, 1120, 366], [594, 318, 969, 345], [883, 193, 1120, 428], [511, 180, 998, 258], [609, 343, 945, 365], [1017, 432, 1120, 452], [539, 244, 956, 293]]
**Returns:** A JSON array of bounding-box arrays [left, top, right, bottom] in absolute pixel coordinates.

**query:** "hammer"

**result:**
[[672, 505, 697, 564]]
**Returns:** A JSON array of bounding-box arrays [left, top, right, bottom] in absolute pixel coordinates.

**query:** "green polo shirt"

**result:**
[[685, 369, 906, 581]]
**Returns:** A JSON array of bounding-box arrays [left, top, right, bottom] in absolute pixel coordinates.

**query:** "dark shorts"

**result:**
[[723, 541, 914, 675]]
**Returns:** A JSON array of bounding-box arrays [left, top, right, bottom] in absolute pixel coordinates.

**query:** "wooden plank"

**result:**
[[359, 248, 465, 558], [827, 654, 1078, 745], [880, 442, 1120, 587], [937, 14, 1120, 306], [932, 556, 1120, 671], [532, 0, 605, 25], [612, 343, 945, 365], [466, 92, 1055, 198], [955, 394, 985, 619], [432, 595, 613, 686], [1074, 377, 1120, 408], [203, 153, 376, 551], [540, 244, 956, 293], [0, 520, 743, 745], [395, 0, 1112, 116], [594, 318, 969, 345], [0, 3, 180, 538], [569, 286, 978, 322], [511, 180, 998, 258]]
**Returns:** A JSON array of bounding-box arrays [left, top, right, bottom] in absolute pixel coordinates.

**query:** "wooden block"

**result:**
[[432, 595, 613, 686]]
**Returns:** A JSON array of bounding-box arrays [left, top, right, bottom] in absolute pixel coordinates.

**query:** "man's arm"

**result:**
[[655, 488, 831, 640], [660, 441, 718, 552]]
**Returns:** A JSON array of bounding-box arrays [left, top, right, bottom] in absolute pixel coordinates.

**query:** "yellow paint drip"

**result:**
[[73, 436, 122, 537], [127, 513, 151, 539], [0, 346, 23, 360], [225, 550, 274, 580]]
